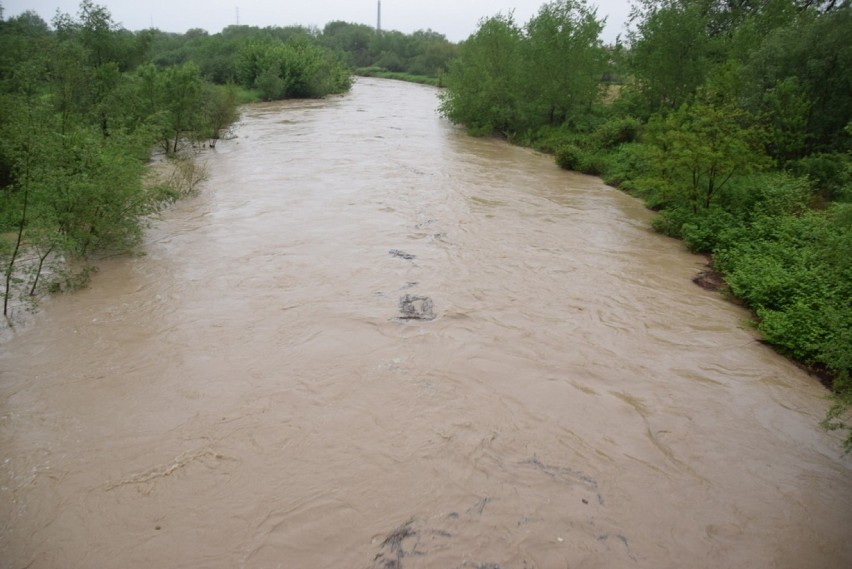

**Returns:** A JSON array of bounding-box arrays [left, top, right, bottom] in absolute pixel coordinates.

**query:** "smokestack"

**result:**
[[377, 1, 382, 33]]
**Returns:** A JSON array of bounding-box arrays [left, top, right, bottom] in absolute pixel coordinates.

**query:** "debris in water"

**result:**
[[597, 533, 638, 561], [693, 269, 725, 291], [521, 455, 598, 489], [389, 249, 416, 260], [381, 519, 415, 556], [370, 517, 498, 569], [467, 497, 492, 516], [398, 295, 435, 321], [371, 519, 417, 569], [693, 260, 725, 291]]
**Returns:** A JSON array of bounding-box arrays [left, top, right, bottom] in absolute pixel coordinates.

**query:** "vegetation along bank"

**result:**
[[1, 0, 849, 450], [439, 0, 851, 451]]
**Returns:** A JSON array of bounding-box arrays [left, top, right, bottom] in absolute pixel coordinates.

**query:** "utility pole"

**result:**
[[236, 6, 240, 26], [377, 1, 382, 33]]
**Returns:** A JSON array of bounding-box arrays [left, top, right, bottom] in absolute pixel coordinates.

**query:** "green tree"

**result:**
[[0, 11, 52, 82], [759, 77, 812, 162], [237, 39, 350, 100], [256, 59, 285, 99], [406, 30, 456, 76], [1, 65, 50, 315], [1, 65, 153, 312], [740, 3, 852, 154], [627, 0, 715, 113], [647, 100, 770, 211], [523, 0, 606, 126], [51, 1, 151, 138], [439, 14, 524, 135], [202, 83, 239, 141], [321, 21, 377, 68], [131, 62, 207, 153]]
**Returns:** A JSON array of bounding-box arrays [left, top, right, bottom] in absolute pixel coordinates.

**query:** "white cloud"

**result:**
[[3, 0, 632, 43]]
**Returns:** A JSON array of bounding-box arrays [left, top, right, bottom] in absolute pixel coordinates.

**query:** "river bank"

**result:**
[[2, 78, 850, 568]]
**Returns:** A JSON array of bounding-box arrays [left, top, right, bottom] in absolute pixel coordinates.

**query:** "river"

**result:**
[[1, 78, 850, 569]]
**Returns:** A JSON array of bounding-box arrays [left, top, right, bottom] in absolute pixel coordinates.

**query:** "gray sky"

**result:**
[[3, 1, 632, 43]]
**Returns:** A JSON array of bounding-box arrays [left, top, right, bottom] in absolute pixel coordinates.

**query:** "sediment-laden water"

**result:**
[[1, 78, 850, 569]]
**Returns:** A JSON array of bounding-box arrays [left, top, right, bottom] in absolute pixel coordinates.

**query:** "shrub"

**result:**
[[712, 209, 851, 386], [519, 124, 578, 153], [718, 173, 812, 220], [602, 143, 656, 186], [574, 149, 607, 176], [555, 144, 583, 170], [651, 206, 694, 238], [592, 116, 641, 149], [680, 207, 742, 253], [790, 153, 851, 201]]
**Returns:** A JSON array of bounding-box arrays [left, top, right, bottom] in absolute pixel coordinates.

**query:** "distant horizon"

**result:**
[[1, 0, 632, 44]]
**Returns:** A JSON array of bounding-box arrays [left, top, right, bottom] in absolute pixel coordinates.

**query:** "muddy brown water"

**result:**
[[1, 78, 851, 569]]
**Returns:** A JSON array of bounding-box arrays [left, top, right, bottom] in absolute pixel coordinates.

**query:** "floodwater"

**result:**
[[1, 78, 850, 569]]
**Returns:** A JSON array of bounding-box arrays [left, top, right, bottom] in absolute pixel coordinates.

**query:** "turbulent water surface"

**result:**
[[1, 78, 851, 569]]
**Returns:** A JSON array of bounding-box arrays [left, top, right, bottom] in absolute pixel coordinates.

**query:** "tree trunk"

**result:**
[[4, 163, 29, 317], [29, 245, 54, 296]]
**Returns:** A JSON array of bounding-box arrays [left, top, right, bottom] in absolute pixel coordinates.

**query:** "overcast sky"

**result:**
[[3, 0, 632, 43]]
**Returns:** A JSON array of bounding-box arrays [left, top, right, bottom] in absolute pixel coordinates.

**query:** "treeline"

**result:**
[[322, 22, 458, 83], [145, 24, 352, 100], [146, 21, 457, 88], [440, 0, 852, 449], [0, 1, 354, 316], [0, 1, 454, 315]]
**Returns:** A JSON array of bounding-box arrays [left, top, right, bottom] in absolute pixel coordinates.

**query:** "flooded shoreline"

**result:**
[[1, 78, 850, 568]]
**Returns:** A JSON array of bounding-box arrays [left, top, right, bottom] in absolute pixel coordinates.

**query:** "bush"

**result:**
[[789, 153, 851, 201], [712, 210, 851, 384], [592, 116, 641, 149], [555, 144, 583, 170], [522, 124, 580, 153], [573, 149, 604, 175], [601, 143, 656, 186], [680, 207, 742, 253], [652, 206, 694, 238], [718, 172, 812, 220], [554, 143, 608, 175], [723, 249, 804, 310]]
